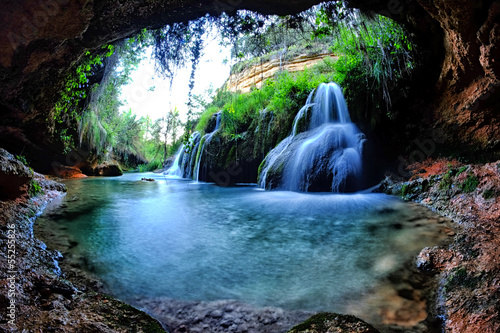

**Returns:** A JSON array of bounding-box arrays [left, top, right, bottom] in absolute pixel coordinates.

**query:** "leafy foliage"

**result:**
[[29, 179, 43, 197], [52, 44, 115, 152], [15, 154, 44, 197], [197, 65, 335, 139], [152, 16, 214, 133], [77, 32, 154, 164], [313, 4, 415, 124]]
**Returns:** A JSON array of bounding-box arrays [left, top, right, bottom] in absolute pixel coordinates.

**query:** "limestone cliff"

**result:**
[[226, 52, 337, 93]]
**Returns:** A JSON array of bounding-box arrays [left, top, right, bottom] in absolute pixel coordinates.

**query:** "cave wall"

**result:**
[[417, 0, 500, 151], [0, 0, 499, 173], [349, 0, 500, 154]]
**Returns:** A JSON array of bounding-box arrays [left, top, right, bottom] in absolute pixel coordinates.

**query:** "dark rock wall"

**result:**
[[416, 0, 500, 151]]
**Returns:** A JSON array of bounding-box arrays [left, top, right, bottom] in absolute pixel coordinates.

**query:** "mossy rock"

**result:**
[[460, 174, 479, 193], [288, 312, 379, 333], [87, 292, 167, 332], [443, 266, 482, 293]]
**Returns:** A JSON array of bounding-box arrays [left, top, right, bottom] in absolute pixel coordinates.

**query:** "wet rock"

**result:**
[[134, 297, 313, 333], [82, 162, 123, 177], [288, 312, 379, 333], [381, 158, 500, 333], [0, 148, 32, 200]]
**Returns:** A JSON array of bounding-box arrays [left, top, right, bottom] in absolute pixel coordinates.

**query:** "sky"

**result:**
[[119, 36, 232, 122]]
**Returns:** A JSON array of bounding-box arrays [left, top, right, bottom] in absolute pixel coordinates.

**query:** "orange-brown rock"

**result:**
[[226, 52, 337, 93], [382, 158, 500, 333]]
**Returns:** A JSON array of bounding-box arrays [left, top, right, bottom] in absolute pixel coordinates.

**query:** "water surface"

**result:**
[[36, 172, 450, 320]]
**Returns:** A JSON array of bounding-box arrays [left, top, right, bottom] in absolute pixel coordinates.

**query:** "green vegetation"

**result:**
[[52, 44, 115, 153], [16, 154, 44, 197], [194, 3, 414, 142], [482, 188, 496, 199], [28, 179, 43, 197], [439, 171, 454, 191], [457, 166, 469, 175], [316, 11, 414, 124], [461, 174, 479, 193], [15, 154, 28, 166], [197, 67, 335, 139], [53, 30, 185, 170], [444, 266, 482, 293], [401, 183, 410, 196], [288, 312, 378, 333], [50, 2, 416, 171]]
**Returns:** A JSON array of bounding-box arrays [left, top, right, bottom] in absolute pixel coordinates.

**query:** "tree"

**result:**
[[162, 108, 181, 166]]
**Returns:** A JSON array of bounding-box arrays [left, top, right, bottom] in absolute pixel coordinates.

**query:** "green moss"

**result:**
[[444, 266, 482, 293], [457, 165, 469, 175], [288, 312, 379, 333], [460, 174, 479, 193], [482, 188, 496, 199], [221, 144, 237, 168], [439, 171, 453, 191], [257, 159, 266, 178], [193, 137, 206, 177], [401, 184, 409, 196]]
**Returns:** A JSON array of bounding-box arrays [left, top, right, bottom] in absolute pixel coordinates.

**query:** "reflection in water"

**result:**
[[36, 172, 451, 326]]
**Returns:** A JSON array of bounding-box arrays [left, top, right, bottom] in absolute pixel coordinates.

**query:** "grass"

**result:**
[[196, 65, 336, 139]]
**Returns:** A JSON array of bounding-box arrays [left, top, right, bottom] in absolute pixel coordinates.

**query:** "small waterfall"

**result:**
[[194, 112, 222, 181], [166, 112, 222, 181], [165, 145, 185, 178], [259, 82, 366, 192]]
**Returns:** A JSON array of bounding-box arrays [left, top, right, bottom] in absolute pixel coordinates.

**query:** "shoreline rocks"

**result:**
[[379, 158, 500, 333]]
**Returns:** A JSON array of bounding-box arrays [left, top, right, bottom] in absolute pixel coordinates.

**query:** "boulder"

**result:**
[[0, 148, 32, 200], [288, 312, 380, 333]]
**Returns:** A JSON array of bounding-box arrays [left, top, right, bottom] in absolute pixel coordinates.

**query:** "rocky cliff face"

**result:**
[[226, 52, 337, 93], [418, 0, 500, 151], [349, 0, 500, 154]]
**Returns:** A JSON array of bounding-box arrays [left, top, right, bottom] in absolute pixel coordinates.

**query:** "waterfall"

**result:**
[[259, 82, 366, 192], [165, 145, 185, 178], [194, 112, 222, 181], [166, 112, 222, 180]]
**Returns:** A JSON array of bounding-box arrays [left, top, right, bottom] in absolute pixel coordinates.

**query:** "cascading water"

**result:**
[[166, 112, 222, 180], [194, 112, 221, 181], [259, 82, 367, 192], [164, 145, 185, 178]]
